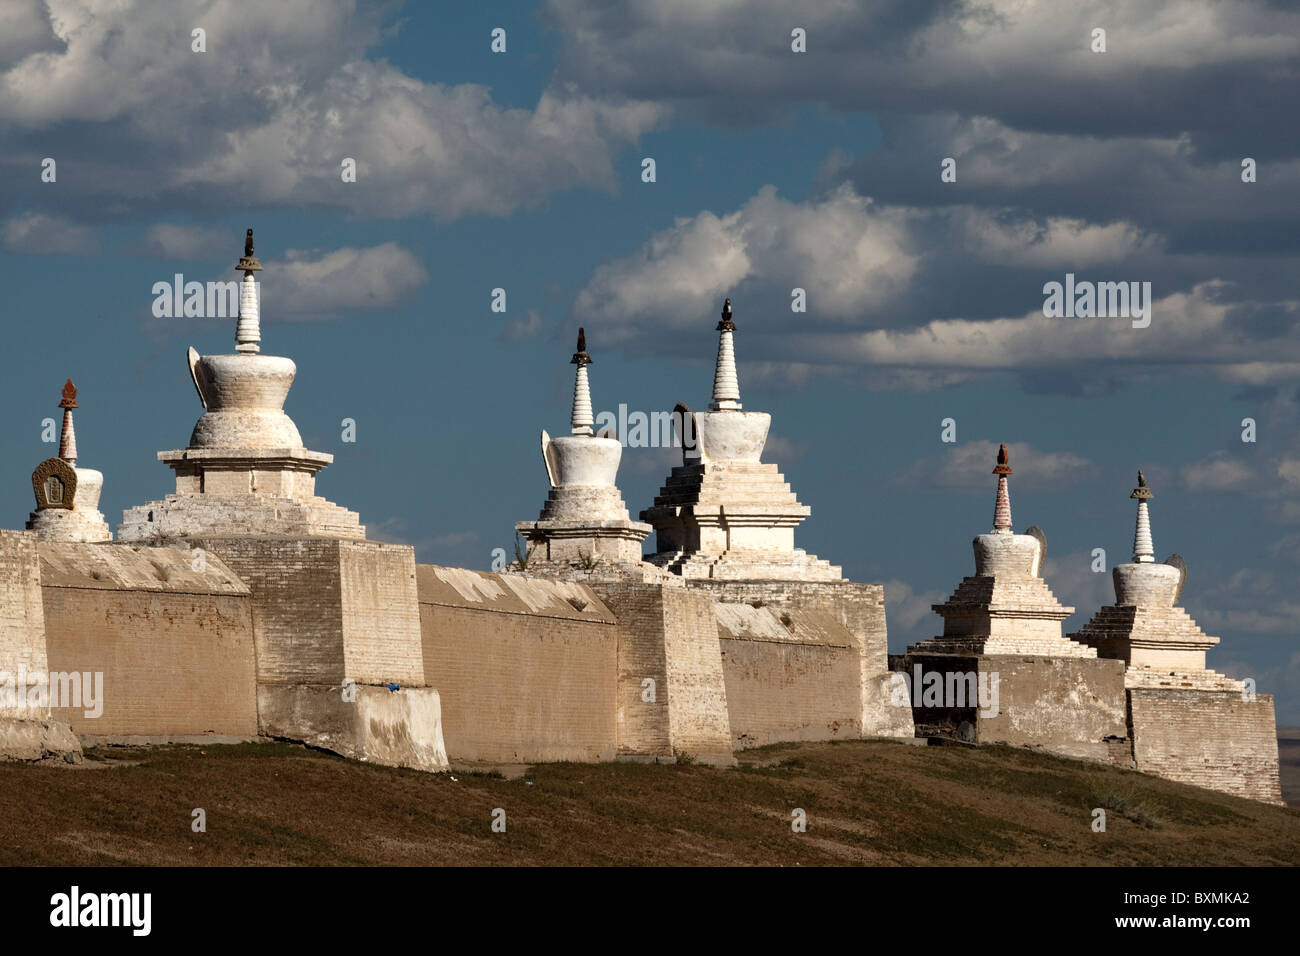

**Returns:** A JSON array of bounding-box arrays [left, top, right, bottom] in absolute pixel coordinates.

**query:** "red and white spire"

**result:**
[[58, 378, 78, 465], [992, 443, 1013, 533]]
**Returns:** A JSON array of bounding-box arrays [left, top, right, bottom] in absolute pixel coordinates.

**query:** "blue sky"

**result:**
[[1, 1, 1297, 720]]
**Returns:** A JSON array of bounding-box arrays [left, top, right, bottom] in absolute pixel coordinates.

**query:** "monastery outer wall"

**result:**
[[1129, 688, 1283, 804], [179, 537, 446, 771], [903, 652, 1129, 763], [714, 602, 861, 747], [0, 530, 49, 719], [38, 542, 258, 737], [184, 538, 425, 686], [591, 581, 734, 762], [684, 579, 913, 740], [418, 565, 618, 763]]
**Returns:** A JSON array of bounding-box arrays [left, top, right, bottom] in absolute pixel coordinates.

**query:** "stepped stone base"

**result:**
[[258, 683, 447, 772], [1070, 604, 1218, 672], [119, 493, 363, 542], [643, 458, 841, 580], [646, 548, 841, 581]]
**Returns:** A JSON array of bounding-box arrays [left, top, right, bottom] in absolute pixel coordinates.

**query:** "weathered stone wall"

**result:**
[[418, 565, 618, 763], [0, 530, 49, 719], [904, 652, 1128, 762], [39, 542, 258, 737], [338, 540, 424, 685], [184, 538, 424, 687], [1129, 688, 1283, 804], [716, 603, 861, 747], [592, 581, 733, 762], [686, 578, 912, 739]]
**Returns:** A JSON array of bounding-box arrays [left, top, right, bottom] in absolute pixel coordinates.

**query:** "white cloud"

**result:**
[[259, 243, 428, 317], [1, 212, 98, 255], [574, 184, 920, 339], [129, 224, 230, 259], [0, 2, 666, 220], [1180, 452, 1255, 491], [899, 441, 1097, 491]]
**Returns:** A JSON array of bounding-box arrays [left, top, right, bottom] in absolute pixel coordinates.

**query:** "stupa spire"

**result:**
[[234, 227, 263, 354], [570, 327, 594, 436], [992, 443, 1013, 533], [1131, 469, 1155, 563], [710, 298, 741, 411], [57, 378, 78, 465]]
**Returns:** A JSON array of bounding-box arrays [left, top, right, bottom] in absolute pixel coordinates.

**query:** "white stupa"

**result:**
[[26, 379, 112, 542], [1070, 472, 1237, 689], [911, 444, 1093, 657], [119, 229, 362, 542], [641, 298, 839, 581], [515, 329, 651, 568]]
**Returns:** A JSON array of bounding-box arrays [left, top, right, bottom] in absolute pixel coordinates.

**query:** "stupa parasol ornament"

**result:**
[[234, 227, 263, 354]]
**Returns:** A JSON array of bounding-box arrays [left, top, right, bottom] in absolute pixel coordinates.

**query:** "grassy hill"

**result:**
[[1, 738, 1296, 866]]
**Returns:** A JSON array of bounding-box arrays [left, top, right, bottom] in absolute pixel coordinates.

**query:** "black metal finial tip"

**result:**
[[716, 297, 736, 332], [1137, 469, 1147, 487], [245, 228, 254, 257], [571, 326, 591, 366]]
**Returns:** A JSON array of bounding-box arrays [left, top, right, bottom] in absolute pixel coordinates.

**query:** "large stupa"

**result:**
[[641, 299, 839, 581], [514, 329, 652, 570], [1070, 471, 1232, 686], [119, 230, 363, 542], [909, 444, 1092, 658]]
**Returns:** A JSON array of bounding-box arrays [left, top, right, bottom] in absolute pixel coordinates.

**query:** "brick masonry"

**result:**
[[39, 542, 257, 736], [1129, 688, 1283, 804], [417, 564, 618, 763], [592, 581, 733, 761]]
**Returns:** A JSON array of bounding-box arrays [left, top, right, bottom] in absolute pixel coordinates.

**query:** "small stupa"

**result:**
[[514, 329, 652, 569], [1069, 471, 1232, 686], [641, 299, 839, 581], [119, 229, 362, 542], [26, 379, 111, 542], [910, 444, 1092, 657]]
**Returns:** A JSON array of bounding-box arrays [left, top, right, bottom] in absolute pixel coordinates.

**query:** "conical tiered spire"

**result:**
[[1131, 469, 1155, 563], [991, 443, 1013, 533], [234, 228, 263, 354], [570, 327, 593, 436], [57, 378, 78, 465], [710, 298, 741, 411]]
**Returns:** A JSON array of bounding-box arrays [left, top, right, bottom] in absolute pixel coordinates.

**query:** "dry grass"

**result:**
[[1, 738, 1296, 866]]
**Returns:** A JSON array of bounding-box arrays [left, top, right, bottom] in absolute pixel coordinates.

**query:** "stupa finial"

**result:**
[[710, 297, 741, 411], [991, 443, 1013, 533], [570, 327, 594, 436], [1131, 468, 1155, 562], [234, 227, 262, 354], [57, 378, 78, 464]]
